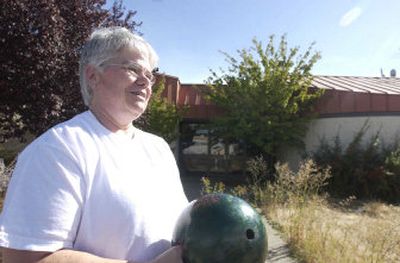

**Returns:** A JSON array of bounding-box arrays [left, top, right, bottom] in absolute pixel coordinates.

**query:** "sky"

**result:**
[[113, 0, 400, 83]]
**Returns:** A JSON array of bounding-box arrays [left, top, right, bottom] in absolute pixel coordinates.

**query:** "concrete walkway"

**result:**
[[180, 173, 297, 263]]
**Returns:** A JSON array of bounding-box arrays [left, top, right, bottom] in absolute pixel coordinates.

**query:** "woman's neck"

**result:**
[[89, 106, 135, 138]]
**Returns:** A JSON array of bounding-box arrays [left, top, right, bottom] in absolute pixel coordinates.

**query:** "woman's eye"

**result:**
[[145, 72, 153, 79], [127, 66, 139, 74]]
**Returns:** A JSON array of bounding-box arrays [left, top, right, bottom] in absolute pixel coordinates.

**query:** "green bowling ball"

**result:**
[[172, 193, 268, 263]]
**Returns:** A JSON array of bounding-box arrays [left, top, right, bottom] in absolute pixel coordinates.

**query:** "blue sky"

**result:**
[[116, 0, 400, 83]]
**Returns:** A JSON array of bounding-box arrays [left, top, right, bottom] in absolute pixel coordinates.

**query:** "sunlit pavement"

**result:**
[[263, 218, 297, 263]]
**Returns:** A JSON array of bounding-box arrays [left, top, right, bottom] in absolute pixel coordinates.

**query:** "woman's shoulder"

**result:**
[[25, 111, 97, 154]]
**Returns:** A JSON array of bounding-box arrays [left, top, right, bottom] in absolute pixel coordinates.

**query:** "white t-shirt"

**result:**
[[0, 111, 188, 262]]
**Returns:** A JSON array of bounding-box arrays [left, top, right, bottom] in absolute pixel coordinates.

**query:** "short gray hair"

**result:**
[[79, 26, 159, 106]]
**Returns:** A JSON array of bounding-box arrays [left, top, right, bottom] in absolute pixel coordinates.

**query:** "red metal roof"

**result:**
[[312, 76, 400, 95]]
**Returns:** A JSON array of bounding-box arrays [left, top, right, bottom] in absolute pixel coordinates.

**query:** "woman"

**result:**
[[0, 26, 188, 263]]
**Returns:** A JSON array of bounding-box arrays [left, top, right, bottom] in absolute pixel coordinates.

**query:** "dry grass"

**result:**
[[265, 197, 400, 263], [241, 158, 400, 263]]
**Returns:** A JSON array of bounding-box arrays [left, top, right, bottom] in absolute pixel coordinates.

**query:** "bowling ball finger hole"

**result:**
[[246, 229, 255, 240]]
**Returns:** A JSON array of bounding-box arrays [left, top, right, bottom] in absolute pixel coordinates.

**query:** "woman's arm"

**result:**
[[2, 246, 183, 263], [2, 248, 126, 263]]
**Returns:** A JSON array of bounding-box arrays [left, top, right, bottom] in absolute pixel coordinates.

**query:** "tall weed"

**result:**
[[269, 159, 331, 205]]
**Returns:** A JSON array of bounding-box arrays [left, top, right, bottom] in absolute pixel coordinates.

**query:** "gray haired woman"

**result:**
[[0, 26, 188, 263]]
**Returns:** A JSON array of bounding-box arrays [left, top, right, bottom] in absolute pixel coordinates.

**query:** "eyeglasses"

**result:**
[[100, 61, 156, 84]]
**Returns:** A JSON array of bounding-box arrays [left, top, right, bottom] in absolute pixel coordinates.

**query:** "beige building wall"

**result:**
[[280, 116, 400, 170]]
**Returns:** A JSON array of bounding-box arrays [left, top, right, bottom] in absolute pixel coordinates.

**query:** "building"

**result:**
[[158, 74, 400, 172]]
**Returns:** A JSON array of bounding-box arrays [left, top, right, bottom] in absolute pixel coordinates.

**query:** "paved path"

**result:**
[[180, 174, 297, 263]]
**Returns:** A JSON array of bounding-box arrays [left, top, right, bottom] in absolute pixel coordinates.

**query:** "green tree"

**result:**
[[205, 35, 323, 174], [0, 0, 140, 141], [134, 77, 186, 143]]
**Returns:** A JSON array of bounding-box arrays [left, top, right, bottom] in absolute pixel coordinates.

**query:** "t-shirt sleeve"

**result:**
[[0, 140, 85, 251]]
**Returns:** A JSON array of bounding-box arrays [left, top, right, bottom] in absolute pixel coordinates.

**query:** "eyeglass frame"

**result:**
[[99, 61, 156, 84]]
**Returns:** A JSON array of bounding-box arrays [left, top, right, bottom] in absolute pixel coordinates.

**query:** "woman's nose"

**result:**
[[135, 73, 150, 86]]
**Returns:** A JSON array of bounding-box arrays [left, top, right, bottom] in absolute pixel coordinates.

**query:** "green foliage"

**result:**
[[312, 122, 400, 202], [134, 78, 185, 143], [382, 148, 400, 202], [205, 35, 323, 167], [0, 0, 140, 141]]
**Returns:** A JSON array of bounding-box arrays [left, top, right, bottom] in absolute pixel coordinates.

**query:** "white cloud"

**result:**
[[339, 7, 363, 27]]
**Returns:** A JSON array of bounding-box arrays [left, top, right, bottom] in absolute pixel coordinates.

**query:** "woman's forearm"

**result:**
[[2, 246, 182, 263], [2, 248, 128, 263]]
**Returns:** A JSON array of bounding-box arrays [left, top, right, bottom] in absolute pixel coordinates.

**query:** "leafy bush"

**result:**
[[382, 149, 400, 202], [311, 123, 400, 202], [204, 35, 323, 176]]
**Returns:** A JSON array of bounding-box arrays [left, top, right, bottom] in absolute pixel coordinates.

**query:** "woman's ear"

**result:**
[[85, 64, 100, 90]]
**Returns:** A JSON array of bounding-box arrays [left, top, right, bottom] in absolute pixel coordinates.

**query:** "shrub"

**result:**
[[382, 149, 400, 202], [311, 123, 400, 202]]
